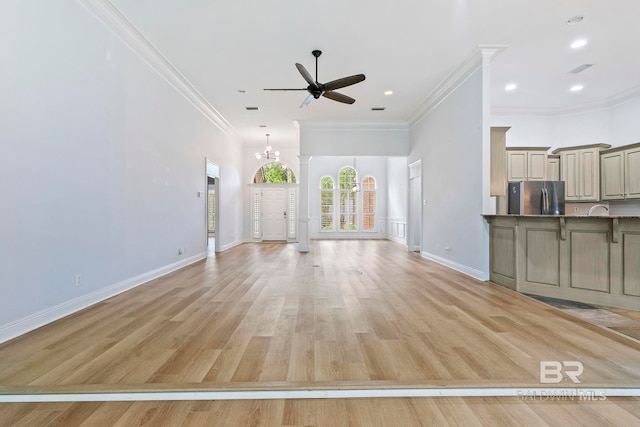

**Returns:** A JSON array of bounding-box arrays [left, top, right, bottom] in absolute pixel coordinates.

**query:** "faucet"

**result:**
[[588, 204, 609, 216]]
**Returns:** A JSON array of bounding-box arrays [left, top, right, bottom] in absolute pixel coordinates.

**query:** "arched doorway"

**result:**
[[251, 163, 297, 242]]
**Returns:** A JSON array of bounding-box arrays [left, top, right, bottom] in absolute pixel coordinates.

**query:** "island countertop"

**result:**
[[485, 214, 640, 311]]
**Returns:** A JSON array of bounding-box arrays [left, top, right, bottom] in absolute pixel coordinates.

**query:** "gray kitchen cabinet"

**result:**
[[546, 155, 560, 181], [601, 143, 640, 200], [506, 147, 549, 182], [553, 144, 611, 202]]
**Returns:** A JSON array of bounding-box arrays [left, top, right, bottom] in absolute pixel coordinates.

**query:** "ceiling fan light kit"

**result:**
[[264, 50, 366, 107]]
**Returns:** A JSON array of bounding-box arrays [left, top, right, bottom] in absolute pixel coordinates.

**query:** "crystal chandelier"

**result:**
[[255, 134, 280, 162]]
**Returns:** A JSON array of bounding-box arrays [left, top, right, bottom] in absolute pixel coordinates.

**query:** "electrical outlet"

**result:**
[[178, 248, 183, 255], [574, 207, 579, 212], [444, 246, 451, 252], [75, 274, 82, 287]]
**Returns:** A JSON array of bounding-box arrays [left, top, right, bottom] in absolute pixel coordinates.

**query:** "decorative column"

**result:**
[[297, 155, 312, 252]]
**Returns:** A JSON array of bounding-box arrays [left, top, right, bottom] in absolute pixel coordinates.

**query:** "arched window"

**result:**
[[253, 162, 296, 183], [339, 167, 357, 231], [320, 176, 334, 231], [362, 176, 376, 231]]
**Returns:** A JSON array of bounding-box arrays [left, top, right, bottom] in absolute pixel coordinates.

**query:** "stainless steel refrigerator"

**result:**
[[508, 181, 565, 215]]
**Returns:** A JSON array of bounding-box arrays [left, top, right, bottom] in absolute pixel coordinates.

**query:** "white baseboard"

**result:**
[[219, 240, 244, 251], [0, 253, 206, 344], [420, 251, 488, 282], [386, 234, 407, 245]]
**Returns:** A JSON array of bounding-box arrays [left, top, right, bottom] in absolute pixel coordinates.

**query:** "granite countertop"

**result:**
[[482, 214, 640, 219]]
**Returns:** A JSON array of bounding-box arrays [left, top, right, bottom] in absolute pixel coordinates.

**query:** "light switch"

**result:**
[[423, 200, 427, 206], [197, 191, 203, 198]]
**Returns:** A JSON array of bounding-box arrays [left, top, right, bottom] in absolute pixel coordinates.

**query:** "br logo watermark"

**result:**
[[540, 361, 584, 384]]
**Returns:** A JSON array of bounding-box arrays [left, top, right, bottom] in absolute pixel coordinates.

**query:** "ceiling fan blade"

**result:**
[[263, 88, 308, 91], [323, 91, 356, 104], [300, 93, 313, 108], [295, 63, 319, 89], [323, 74, 366, 91]]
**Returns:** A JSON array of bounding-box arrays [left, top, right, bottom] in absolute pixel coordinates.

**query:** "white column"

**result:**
[[479, 45, 507, 280], [297, 155, 312, 252]]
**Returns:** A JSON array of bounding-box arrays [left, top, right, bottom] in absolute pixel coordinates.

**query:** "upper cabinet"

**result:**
[[506, 147, 550, 182], [490, 127, 509, 196], [547, 155, 560, 181], [601, 143, 640, 200], [553, 144, 611, 202]]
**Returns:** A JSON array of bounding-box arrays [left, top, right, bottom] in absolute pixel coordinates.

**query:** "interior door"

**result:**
[[262, 188, 287, 241]]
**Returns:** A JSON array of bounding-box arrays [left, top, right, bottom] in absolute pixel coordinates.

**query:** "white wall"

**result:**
[[609, 97, 640, 146], [0, 0, 244, 341], [490, 115, 553, 148], [409, 68, 486, 279], [308, 156, 388, 238], [299, 122, 410, 156]]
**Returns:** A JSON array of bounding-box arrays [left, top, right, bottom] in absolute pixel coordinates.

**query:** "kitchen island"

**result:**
[[483, 215, 640, 310]]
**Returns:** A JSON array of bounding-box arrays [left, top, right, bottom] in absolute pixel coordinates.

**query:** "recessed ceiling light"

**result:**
[[505, 83, 517, 91], [570, 84, 584, 92], [567, 15, 584, 25], [571, 39, 587, 49], [384, 90, 393, 96]]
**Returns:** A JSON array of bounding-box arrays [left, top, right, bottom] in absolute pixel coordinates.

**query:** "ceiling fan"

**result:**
[[264, 50, 366, 108]]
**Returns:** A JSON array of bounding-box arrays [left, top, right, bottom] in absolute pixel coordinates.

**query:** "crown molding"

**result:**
[[75, 0, 241, 142], [408, 45, 508, 127], [492, 85, 640, 118], [297, 121, 410, 131]]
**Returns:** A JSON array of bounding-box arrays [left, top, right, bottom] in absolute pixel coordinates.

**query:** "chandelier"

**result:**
[[255, 134, 280, 162]]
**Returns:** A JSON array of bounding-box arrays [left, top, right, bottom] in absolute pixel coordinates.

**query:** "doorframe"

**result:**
[[249, 183, 298, 242], [408, 159, 422, 252], [206, 159, 220, 253]]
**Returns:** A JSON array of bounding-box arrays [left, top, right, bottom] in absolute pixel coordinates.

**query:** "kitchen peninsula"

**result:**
[[483, 214, 640, 310]]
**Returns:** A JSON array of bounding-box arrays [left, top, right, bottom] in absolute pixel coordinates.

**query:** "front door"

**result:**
[[262, 188, 287, 241]]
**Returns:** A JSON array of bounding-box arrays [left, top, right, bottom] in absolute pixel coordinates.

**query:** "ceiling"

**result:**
[[110, 0, 640, 148]]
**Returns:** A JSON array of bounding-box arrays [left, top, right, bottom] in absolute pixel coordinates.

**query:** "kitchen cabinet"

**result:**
[[601, 143, 640, 200], [553, 144, 611, 202], [490, 127, 509, 196], [547, 155, 560, 181], [506, 147, 550, 182], [484, 214, 640, 310]]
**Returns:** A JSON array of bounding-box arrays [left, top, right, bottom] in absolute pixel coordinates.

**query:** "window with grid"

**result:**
[[362, 176, 376, 231], [320, 176, 334, 231], [288, 189, 296, 238], [339, 167, 357, 231], [208, 189, 216, 233], [252, 190, 261, 238]]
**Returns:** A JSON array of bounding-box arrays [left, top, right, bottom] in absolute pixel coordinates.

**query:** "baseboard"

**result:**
[[310, 234, 387, 240], [420, 251, 489, 282], [219, 240, 244, 251], [386, 234, 407, 245], [0, 253, 206, 344]]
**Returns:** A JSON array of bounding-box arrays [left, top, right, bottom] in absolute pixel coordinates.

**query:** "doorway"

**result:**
[[261, 187, 287, 241], [408, 160, 422, 252], [206, 159, 220, 255]]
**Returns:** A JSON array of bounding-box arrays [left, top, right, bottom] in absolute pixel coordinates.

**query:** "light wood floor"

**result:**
[[1, 240, 640, 392], [2, 397, 640, 426]]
